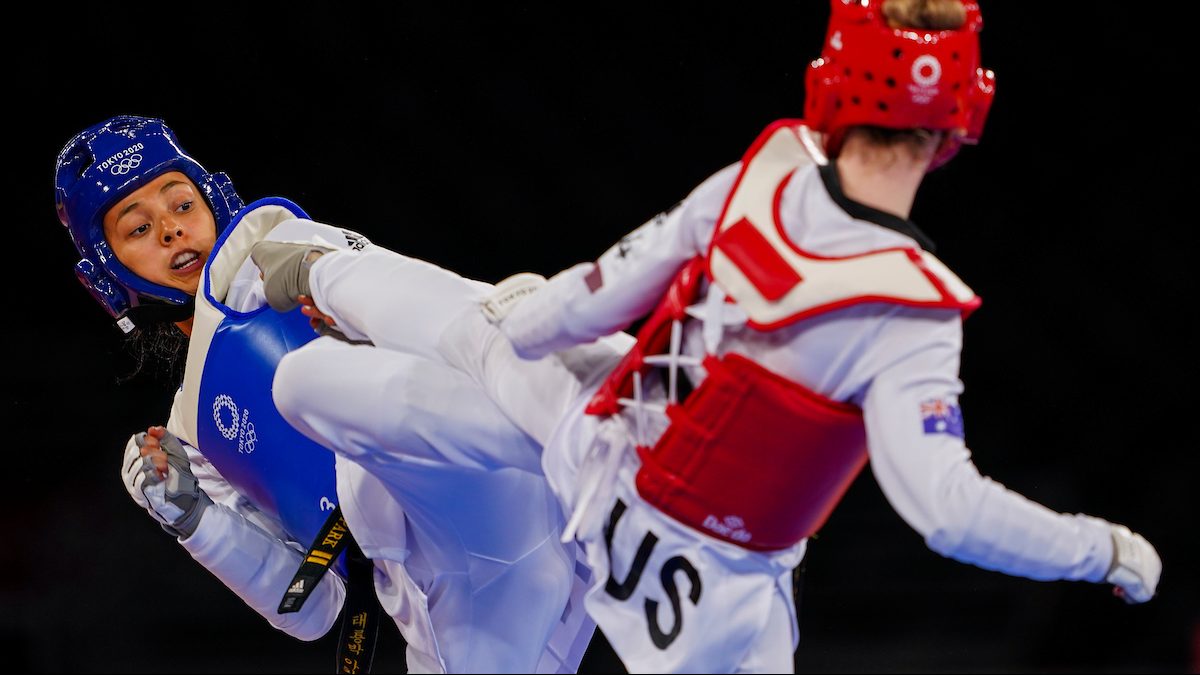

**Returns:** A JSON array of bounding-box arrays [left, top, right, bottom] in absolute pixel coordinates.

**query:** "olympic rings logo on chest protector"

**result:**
[[213, 394, 241, 441], [211, 394, 258, 454], [109, 154, 143, 175]]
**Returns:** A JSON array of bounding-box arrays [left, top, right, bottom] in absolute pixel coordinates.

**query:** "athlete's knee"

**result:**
[[514, 537, 575, 602]]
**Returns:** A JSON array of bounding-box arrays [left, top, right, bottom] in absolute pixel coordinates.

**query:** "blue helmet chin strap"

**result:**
[[55, 116, 244, 333]]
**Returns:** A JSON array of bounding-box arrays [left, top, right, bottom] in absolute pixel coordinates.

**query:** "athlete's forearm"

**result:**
[[180, 501, 346, 640], [873, 438, 1113, 581], [501, 165, 740, 359], [864, 340, 1113, 583], [502, 210, 703, 359]]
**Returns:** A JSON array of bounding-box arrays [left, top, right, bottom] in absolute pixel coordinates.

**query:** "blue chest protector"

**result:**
[[192, 198, 345, 573]]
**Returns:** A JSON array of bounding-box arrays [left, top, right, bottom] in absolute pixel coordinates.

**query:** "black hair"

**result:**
[[118, 321, 188, 387]]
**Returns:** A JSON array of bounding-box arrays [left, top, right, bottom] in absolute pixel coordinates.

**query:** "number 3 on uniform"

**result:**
[[603, 499, 703, 649]]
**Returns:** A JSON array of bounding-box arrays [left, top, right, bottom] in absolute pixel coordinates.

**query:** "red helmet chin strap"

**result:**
[[805, 0, 996, 167]]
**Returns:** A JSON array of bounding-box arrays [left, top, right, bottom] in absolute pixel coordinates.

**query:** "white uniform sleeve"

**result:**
[[500, 164, 741, 358], [175, 439, 346, 641], [861, 311, 1114, 583]]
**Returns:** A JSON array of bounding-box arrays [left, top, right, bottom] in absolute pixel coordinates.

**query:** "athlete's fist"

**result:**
[[1106, 524, 1161, 604], [121, 426, 212, 539]]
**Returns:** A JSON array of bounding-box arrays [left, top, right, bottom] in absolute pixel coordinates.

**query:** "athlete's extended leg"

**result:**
[[304, 248, 627, 444], [273, 335, 543, 474], [273, 336, 590, 673]]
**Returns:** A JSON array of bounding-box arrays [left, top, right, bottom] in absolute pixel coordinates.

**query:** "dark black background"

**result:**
[[7, 2, 1197, 673]]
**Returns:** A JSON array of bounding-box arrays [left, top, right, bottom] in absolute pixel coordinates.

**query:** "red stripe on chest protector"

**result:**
[[713, 217, 802, 301]]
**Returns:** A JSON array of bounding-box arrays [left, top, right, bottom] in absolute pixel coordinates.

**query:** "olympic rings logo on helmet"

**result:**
[[109, 154, 143, 175], [911, 55, 942, 88]]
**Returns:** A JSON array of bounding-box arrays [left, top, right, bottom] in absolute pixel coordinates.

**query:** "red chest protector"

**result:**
[[586, 120, 979, 551]]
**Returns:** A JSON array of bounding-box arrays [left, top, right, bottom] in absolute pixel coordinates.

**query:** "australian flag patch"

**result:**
[[921, 398, 965, 438]]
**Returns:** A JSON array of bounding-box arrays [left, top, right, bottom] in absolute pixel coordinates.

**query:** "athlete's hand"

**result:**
[[121, 426, 212, 539], [298, 295, 338, 332], [1106, 524, 1161, 604], [134, 426, 171, 477], [250, 240, 333, 313]]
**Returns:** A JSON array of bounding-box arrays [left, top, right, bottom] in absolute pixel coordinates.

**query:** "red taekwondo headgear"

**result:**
[[805, 0, 996, 168]]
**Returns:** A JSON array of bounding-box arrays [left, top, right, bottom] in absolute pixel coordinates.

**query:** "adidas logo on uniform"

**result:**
[[288, 580, 306, 595]]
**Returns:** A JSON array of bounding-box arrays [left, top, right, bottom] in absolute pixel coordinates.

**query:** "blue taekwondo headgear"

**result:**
[[55, 116, 244, 333]]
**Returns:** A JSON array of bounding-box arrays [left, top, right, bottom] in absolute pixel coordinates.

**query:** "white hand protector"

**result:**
[[121, 435, 153, 513], [1105, 524, 1161, 604], [481, 272, 547, 324], [121, 431, 213, 538]]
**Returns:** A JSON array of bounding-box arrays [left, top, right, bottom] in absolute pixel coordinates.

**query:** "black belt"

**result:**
[[278, 507, 383, 673]]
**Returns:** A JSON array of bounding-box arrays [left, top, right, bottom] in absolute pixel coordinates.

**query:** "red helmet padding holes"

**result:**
[[804, 0, 995, 166]]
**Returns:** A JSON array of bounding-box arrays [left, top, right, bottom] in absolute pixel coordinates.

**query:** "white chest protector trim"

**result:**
[[706, 120, 979, 330]]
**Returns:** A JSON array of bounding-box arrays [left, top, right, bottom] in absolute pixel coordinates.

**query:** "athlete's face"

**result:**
[[102, 171, 217, 296]]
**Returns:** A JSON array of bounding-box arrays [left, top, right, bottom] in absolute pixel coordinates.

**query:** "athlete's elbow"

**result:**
[[275, 619, 334, 643], [924, 519, 971, 559], [918, 466, 984, 557], [272, 603, 339, 642], [876, 467, 970, 556]]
